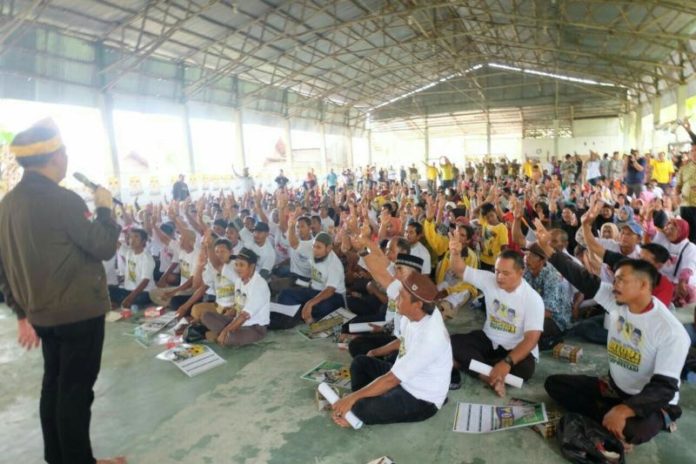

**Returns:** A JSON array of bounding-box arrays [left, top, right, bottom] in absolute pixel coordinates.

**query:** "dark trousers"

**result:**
[[545, 374, 668, 445], [345, 294, 383, 317], [350, 355, 438, 425], [570, 314, 607, 345], [270, 287, 344, 330], [539, 317, 565, 351], [681, 206, 696, 243], [107, 286, 152, 308], [33, 316, 105, 464], [348, 334, 397, 359], [451, 330, 536, 381]]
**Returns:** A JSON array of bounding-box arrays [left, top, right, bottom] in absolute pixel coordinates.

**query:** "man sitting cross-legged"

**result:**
[[534, 218, 690, 447], [108, 228, 155, 310], [200, 247, 270, 347], [331, 265, 452, 426], [448, 232, 544, 396]]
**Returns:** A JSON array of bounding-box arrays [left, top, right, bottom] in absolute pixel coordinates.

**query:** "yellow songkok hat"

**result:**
[[9, 118, 64, 158]]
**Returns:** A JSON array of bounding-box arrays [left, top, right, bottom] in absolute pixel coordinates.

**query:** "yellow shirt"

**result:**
[[677, 160, 696, 207], [480, 222, 509, 265], [426, 166, 438, 181], [523, 161, 533, 178], [651, 159, 674, 184], [440, 163, 454, 181]]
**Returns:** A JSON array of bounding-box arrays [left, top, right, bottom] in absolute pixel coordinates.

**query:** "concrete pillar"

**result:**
[[651, 95, 661, 152], [367, 129, 373, 165], [634, 106, 643, 152], [97, 92, 119, 180], [553, 119, 559, 161], [233, 108, 246, 169], [486, 112, 492, 156], [677, 84, 687, 120], [182, 103, 195, 174], [283, 117, 293, 173], [424, 115, 430, 162], [347, 128, 354, 168], [320, 123, 328, 174]]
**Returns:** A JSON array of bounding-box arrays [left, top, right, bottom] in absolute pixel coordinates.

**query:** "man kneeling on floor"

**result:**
[[331, 270, 452, 426], [200, 248, 270, 346], [534, 219, 690, 447]]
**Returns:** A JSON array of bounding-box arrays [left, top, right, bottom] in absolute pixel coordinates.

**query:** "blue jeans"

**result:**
[[350, 355, 438, 425], [270, 287, 344, 330]]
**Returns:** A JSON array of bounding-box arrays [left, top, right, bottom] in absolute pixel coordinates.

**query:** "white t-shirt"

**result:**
[[463, 267, 545, 359], [309, 251, 346, 294], [653, 232, 696, 285], [586, 160, 601, 180], [247, 240, 276, 274], [320, 216, 334, 232], [157, 237, 180, 273], [202, 262, 238, 306], [594, 284, 689, 402], [239, 227, 254, 248], [410, 241, 432, 274], [233, 271, 270, 326], [391, 308, 453, 408], [386, 278, 402, 337], [286, 236, 313, 278], [178, 246, 200, 285], [123, 248, 156, 291]]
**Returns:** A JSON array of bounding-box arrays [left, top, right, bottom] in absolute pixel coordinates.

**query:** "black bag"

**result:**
[[183, 323, 207, 343], [557, 413, 625, 464]]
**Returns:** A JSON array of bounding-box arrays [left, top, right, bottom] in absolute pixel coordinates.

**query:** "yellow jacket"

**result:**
[[422, 219, 479, 297]]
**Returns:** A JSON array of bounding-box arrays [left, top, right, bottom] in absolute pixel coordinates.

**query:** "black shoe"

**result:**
[[449, 368, 462, 390]]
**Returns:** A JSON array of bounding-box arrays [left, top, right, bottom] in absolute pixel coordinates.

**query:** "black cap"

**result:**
[[395, 253, 424, 272], [253, 222, 270, 232], [235, 247, 258, 264]]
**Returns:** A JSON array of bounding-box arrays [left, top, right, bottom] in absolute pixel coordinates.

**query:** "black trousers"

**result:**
[[451, 329, 536, 381], [539, 317, 565, 351], [545, 374, 668, 445], [33, 315, 105, 464], [681, 206, 696, 243], [350, 355, 438, 425]]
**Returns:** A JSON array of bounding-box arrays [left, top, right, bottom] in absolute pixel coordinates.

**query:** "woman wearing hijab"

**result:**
[[652, 218, 696, 305]]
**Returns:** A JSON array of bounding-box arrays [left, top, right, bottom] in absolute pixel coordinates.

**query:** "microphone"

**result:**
[[73, 172, 123, 206]]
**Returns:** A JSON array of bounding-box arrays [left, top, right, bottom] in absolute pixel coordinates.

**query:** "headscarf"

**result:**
[[600, 222, 620, 241], [669, 218, 690, 244]]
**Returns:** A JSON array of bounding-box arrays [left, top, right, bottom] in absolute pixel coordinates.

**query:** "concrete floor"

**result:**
[[1, 303, 695, 464]]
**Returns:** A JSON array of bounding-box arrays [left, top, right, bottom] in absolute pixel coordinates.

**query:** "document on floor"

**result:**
[[131, 311, 179, 347], [269, 302, 301, 317], [297, 307, 356, 340], [156, 343, 226, 377], [453, 401, 548, 434], [301, 360, 352, 390]]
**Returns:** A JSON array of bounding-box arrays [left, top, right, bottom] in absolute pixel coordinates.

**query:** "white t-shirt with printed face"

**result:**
[[385, 275, 402, 337], [233, 271, 271, 326], [309, 251, 346, 294], [594, 284, 690, 402], [320, 216, 334, 232], [158, 238, 180, 273], [124, 249, 156, 291], [463, 267, 545, 359], [202, 262, 238, 306], [178, 246, 200, 285], [410, 241, 432, 274], [391, 308, 453, 408]]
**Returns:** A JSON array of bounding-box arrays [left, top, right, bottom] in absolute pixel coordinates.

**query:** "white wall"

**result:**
[[521, 117, 623, 159]]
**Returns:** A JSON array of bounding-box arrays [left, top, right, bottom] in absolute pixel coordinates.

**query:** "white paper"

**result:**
[[469, 359, 524, 388], [349, 321, 386, 334], [270, 302, 301, 317], [318, 382, 363, 429], [453, 401, 547, 434], [156, 344, 226, 377]]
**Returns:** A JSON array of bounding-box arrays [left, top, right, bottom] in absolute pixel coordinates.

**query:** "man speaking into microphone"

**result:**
[[0, 119, 124, 464]]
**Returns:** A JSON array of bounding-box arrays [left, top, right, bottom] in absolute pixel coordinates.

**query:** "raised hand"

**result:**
[[533, 218, 554, 256]]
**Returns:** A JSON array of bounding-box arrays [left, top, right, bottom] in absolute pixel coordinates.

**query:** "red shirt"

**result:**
[[652, 274, 675, 307]]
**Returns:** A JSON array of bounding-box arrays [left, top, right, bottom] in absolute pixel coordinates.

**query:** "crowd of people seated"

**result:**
[[94, 120, 696, 450]]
